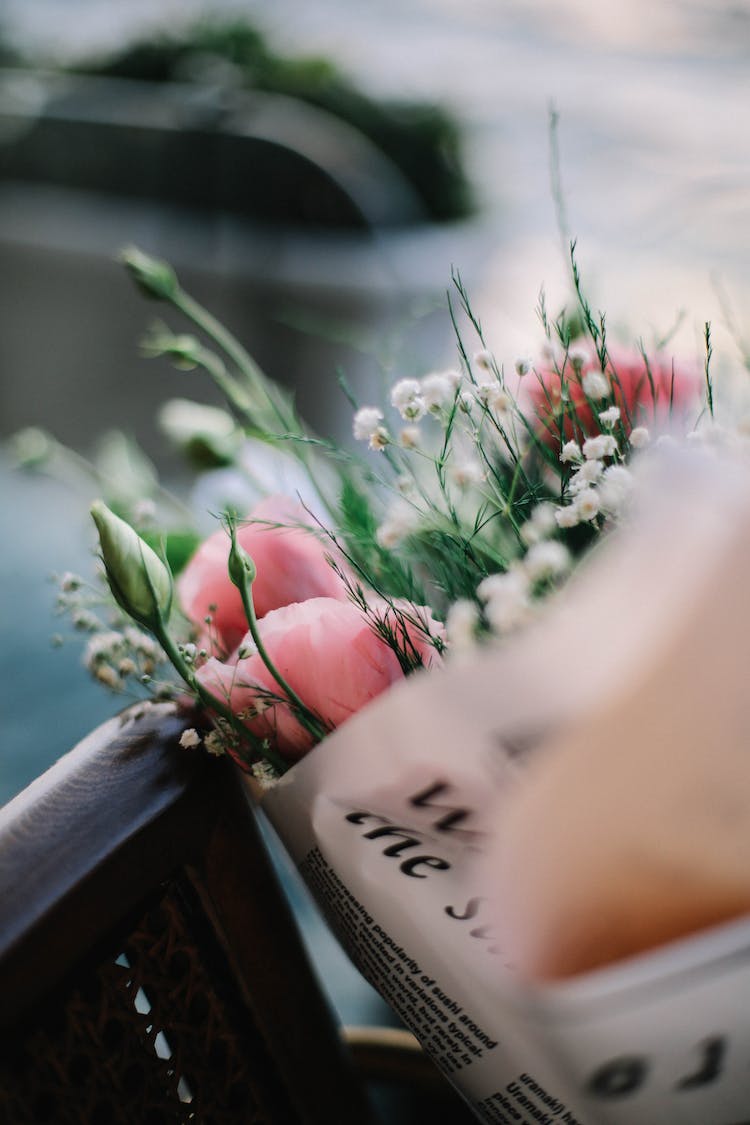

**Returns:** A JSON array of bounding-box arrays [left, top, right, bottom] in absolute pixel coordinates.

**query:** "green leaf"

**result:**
[[338, 475, 378, 540]]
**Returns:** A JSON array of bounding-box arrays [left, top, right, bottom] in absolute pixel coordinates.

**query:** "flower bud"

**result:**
[[141, 326, 201, 370], [91, 501, 173, 629], [9, 426, 54, 468], [228, 531, 257, 589], [120, 246, 178, 301], [158, 399, 238, 468]]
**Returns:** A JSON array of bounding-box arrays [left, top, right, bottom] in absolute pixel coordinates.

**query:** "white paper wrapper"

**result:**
[[258, 448, 750, 1124], [261, 689, 591, 1122], [520, 915, 750, 1123]]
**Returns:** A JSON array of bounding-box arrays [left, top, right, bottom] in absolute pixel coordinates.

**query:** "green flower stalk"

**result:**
[[91, 500, 173, 630], [227, 523, 328, 743], [121, 244, 340, 515], [90, 500, 288, 773], [120, 246, 178, 302]]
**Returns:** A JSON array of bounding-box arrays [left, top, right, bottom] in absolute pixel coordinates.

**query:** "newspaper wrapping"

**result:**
[[258, 450, 750, 1124]]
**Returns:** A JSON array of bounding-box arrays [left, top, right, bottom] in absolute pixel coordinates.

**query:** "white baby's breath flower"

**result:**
[[400, 425, 421, 449], [524, 540, 571, 583], [390, 378, 425, 421], [580, 459, 604, 481], [567, 344, 589, 372], [390, 378, 420, 405], [73, 609, 103, 632], [582, 370, 610, 401], [95, 664, 120, 688], [250, 759, 278, 791], [374, 522, 403, 550], [369, 427, 390, 451], [598, 465, 634, 513], [560, 440, 582, 464], [530, 502, 557, 535], [582, 434, 617, 460], [84, 631, 124, 669], [475, 380, 511, 413], [445, 599, 479, 654], [479, 570, 532, 635], [520, 502, 557, 546], [598, 405, 621, 427], [603, 464, 633, 485], [555, 504, 581, 529], [449, 458, 485, 489], [519, 522, 541, 547], [421, 371, 458, 413], [567, 476, 589, 497], [477, 571, 521, 601], [473, 349, 494, 371], [204, 731, 227, 757], [492, 389, 513, 415], [239, 699, 271, 720], [573, 488, 601, 522], [179, 728, 202, 749], [376, 500, 419, 548], [124, 627, 159, 658], [514, 356, 533, 377], [458, 390, 475, 413], [353, 406, 384, 441], [630, 426, 650, 448], [569, 459, 603, 493]]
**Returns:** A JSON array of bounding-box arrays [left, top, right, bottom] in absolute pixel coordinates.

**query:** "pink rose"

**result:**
[[178, 495, 348, 654], [529, 344, 699, 447], [196, 596, 443, 759]]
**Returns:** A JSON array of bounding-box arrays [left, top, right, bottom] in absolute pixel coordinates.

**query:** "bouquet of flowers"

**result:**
[[56, 244, 701, 774], [28, 241, 750, 1123]]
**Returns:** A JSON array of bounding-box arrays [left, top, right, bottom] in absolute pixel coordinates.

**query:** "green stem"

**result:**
[[174, 288, 297, 437], [194, 347, 263, 433], [233, 555, 328, 744], [171, 289, 340, 517]]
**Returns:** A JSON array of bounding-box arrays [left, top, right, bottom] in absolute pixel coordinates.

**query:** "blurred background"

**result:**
[[2, 0, 750, 1029]]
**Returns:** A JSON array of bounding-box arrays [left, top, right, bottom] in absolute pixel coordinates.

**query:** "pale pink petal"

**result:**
[[178, 495, 348, 654]]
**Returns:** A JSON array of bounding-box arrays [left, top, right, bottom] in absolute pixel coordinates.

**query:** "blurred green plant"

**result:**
[[70, 19, 474, 223]]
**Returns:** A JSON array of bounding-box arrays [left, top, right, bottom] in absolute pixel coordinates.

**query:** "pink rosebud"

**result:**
[[196, 597, 443, 759], [178, 496, 348, 654], [529, 345, 700, 448]]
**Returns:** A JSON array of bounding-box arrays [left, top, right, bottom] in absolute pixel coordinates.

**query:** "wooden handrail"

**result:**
[[0, 701, 375, 1123]]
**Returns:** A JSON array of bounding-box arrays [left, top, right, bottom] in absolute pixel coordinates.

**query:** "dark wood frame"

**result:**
[[0, 702, 373, 1123]]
